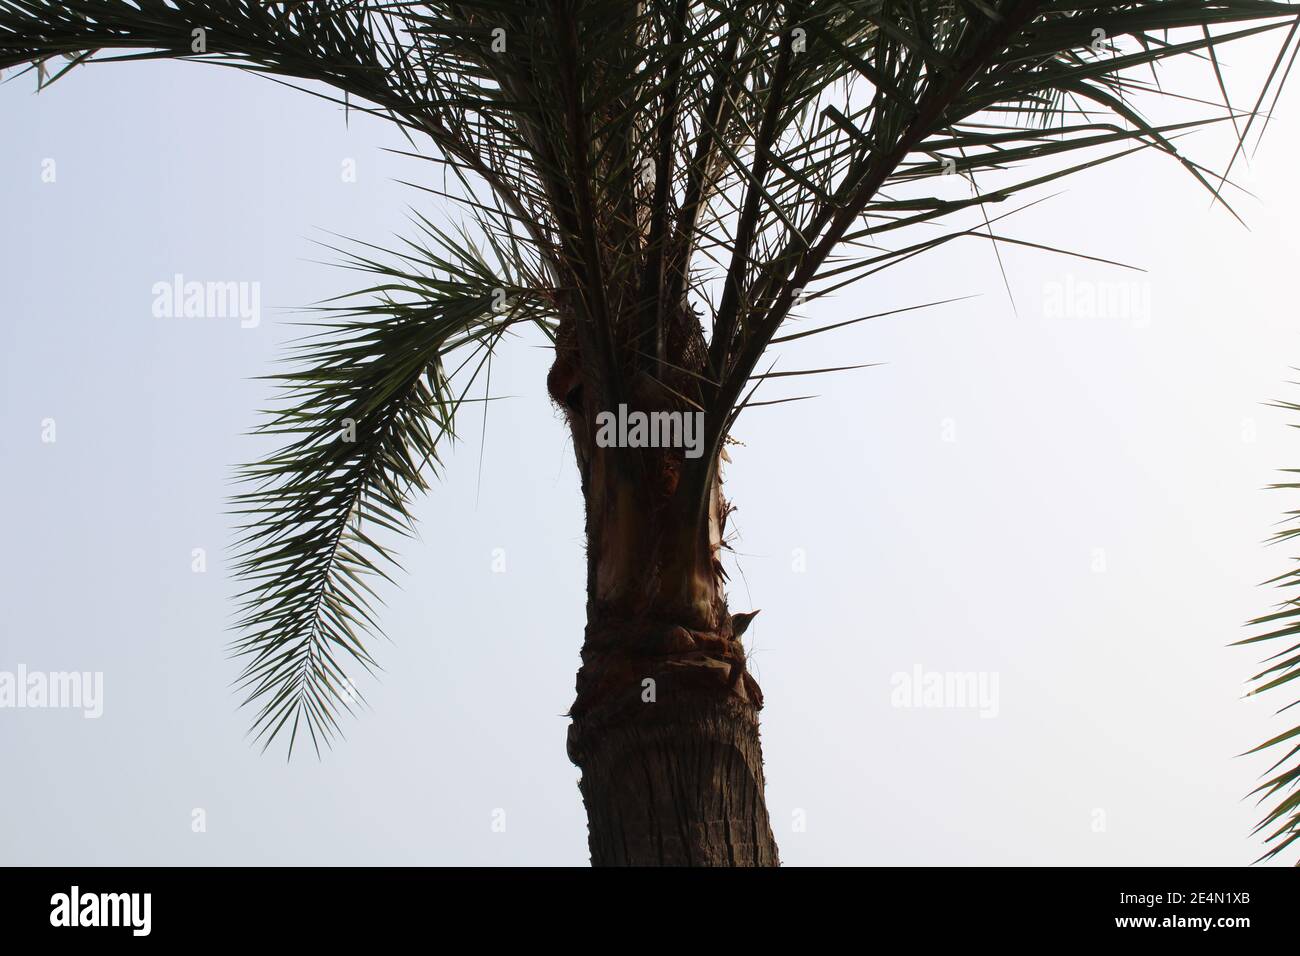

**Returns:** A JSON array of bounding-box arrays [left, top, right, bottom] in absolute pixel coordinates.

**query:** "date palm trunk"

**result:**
[[568, 661, 779, 866], [550, 332, 780, 864], [565, 548, 781, 864]]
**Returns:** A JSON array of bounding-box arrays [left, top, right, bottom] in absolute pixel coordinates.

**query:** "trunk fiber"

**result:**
[[549, 295, 779, 865], [568, 680, 779, 866], [562, 472, 780, 866]]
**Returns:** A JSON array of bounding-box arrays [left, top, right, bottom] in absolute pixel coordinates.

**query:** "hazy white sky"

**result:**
[[3, 33, 1300, 866]]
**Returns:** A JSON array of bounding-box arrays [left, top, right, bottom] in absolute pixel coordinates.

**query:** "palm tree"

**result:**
[[4, 1, 1298, 866]]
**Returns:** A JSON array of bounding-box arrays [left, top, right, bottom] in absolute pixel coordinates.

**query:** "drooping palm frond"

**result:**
[[0, 0, 553, 254], [1239, 389, 1300, 864], [0, 1, 411, 111], [228, 220, 554, 756]]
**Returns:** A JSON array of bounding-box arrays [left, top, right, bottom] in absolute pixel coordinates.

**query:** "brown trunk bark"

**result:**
[[547, 289, 779, 865], [568, 669, 779, 866], [560, 442, 780, 866]]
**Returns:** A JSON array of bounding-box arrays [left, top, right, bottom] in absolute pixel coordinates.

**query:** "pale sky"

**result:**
[[2, 34, 1299, 865]]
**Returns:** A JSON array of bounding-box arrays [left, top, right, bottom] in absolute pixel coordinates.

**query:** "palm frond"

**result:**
[[228, 221, 553, 756], [696, 2, 1300, 480], [10, 3, 1297, 453], [1239, 390, 1300, 864]]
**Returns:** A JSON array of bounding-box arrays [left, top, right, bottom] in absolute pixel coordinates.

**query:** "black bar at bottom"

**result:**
[[0, 866, 1288, 941]]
